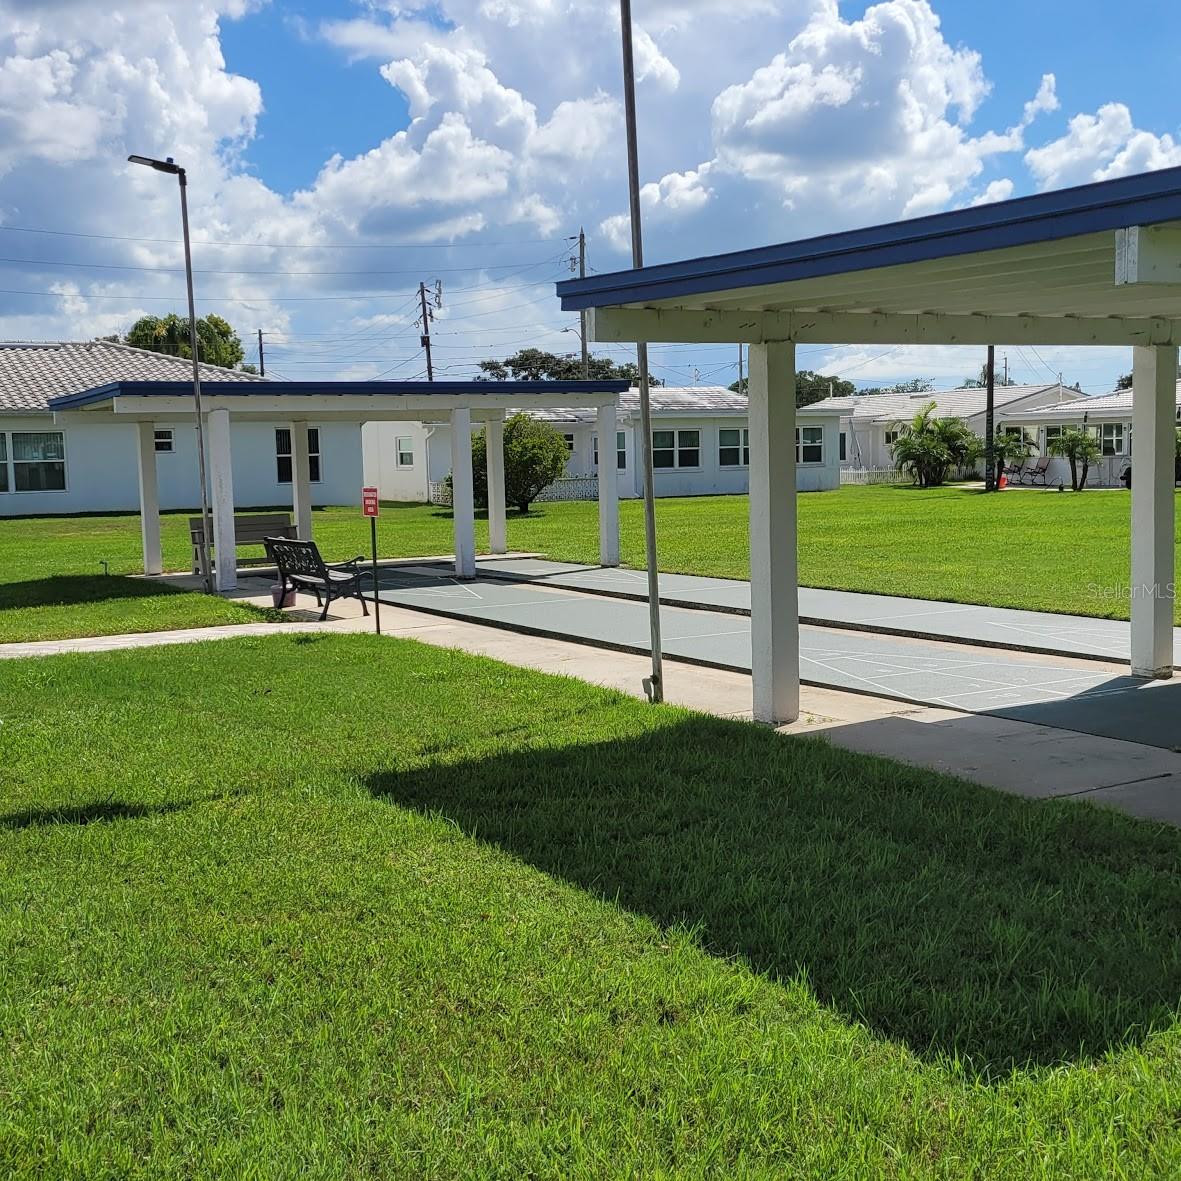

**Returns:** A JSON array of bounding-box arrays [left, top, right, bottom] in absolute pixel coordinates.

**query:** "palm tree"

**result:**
[[890, 401, 981, 487], [991, 431, 1035, 487], [1047, 427, 1101, 491]]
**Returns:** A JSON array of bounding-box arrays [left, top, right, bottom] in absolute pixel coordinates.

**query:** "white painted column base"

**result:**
[[597, 403, 620, 567], [135, 421, 162, 576], [451, 408, 476, 579], [207, 408, 237, 592], [486, 415, 507, 555], [290, 421, 313, 541], [748, 341, 800, 724], [1130, 344, 1177, 678]]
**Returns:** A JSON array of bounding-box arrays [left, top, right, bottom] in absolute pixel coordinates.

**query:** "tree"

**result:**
[[477, 348, 661, 386], [889, 400, 980, 487], [962, 362, 1016, 388], [1047, 426, 1101, 491], [859, 377, 935, 397], [1116, 373, 1133, 389], [123, 313, 247, 370], [729, 369, 855, 407], [991, 429, 1034, 487], [453, 413, 570, 513]]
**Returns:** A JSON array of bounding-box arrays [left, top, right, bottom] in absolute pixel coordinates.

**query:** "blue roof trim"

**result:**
[[557, 167, 1181, 311], [49, 378, 632, 409]]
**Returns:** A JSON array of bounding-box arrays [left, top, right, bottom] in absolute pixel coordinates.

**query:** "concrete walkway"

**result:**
[[472, 557, 1181, 666]]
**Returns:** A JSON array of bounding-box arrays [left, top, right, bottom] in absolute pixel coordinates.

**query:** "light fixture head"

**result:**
[[128, 154, 182, 175]]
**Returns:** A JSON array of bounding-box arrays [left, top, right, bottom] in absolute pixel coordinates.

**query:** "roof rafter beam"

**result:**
[[587, 307, 1181, 347], [1116, 225, 1181, 285]]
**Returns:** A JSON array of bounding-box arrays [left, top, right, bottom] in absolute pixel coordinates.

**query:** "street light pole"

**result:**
[[619, 0, 664, 704], [129, 154, 214, 593]]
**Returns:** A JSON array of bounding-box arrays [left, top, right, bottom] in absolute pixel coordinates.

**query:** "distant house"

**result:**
[[803, 382, 1086, 472], [363, 386, 842, 500], [0, 340, 362, 516], [999, 381, 1181, 487]]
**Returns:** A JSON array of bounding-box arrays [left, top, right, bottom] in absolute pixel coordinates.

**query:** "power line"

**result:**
[[0, 224, 561, 250]]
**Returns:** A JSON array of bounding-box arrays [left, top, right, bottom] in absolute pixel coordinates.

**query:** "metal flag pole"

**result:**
[[619, 0, 664, 703]]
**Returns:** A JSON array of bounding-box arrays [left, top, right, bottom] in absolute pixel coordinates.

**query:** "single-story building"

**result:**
[[0, 340, 364, 515], [998, 381, 1181, 487], [363, 386, 841, 499], [803, 381, 1085, 471]]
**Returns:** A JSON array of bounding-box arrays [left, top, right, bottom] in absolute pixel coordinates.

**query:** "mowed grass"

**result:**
[[4, 634, 1181, 1177], [4, 484, 1174, 640]]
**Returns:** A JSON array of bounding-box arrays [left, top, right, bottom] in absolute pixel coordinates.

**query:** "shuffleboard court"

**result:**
[[470, 557, 1181, 667], [368, 566, 1178, 748]]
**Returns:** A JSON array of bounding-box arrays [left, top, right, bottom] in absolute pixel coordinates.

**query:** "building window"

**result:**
[[395, 436, 414, 468], [719, 428, 749, 467], [275, 427, 321, 484], [1043, 425, 1063, 454], [652, 429, 701, 469], [1098, 423, 1126, 456], [563, 433, 576, 453], [11, 431, 66, 491], [154, 429, 174, 453], [884, 430, 900, 447], [839, 432, 847, 462], [0, 433, 7, 492], [593, 431, 626, 470], [796, 425, 824, 465]]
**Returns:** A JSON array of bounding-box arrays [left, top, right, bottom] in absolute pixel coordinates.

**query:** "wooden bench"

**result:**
[[264, 537, 369, 622], [189, 512, 296, 574]]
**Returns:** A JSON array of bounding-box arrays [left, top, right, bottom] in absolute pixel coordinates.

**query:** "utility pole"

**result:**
[[620, 0, 664, 704], [419, 281, 435, 381], [985, 344, 996, 492], [737, 343, 743, 392], [578, 228, 590, 380], [257, 328, 265, 377], [1002, 352, 1008, 385]]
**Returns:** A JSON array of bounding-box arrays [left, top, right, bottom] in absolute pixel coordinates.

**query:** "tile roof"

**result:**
[[519, 386, 751, 424], [0, 339, 268, 413], [1013, 380, 1181, 420], [801, 382, 1082, 422]]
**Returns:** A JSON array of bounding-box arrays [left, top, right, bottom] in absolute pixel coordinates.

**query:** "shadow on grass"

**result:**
[[0, 575, 189, 611], [366, 715, 1181, 1077], [1, 799, 191, 830]]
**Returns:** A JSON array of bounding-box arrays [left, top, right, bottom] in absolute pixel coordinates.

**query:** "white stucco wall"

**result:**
[[361, 421, 431, 501], [0, 414, 364, 516]]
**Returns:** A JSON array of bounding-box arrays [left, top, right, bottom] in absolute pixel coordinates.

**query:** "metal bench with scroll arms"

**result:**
[[263, 537, 370, 622]]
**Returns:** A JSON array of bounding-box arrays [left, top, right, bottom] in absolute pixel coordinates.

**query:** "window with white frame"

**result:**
[[0, 433, 7, 492], [10, 431, 66, 491], [718, 427, 749, 467], [796, 425, 824, 464], [884, 429, 900, 446], [652, 428, 700, 469], [593, 431, 626, 470], [395, 436, 414, 468], [1043, 425, 1063, 454], [154, 429, 174, 453], [1099, 422, 1126, 456], [562, 433, 576, 453], [275, 427, 321, 483]]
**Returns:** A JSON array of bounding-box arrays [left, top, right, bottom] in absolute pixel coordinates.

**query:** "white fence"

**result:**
[[839, 466, 907, 485], [428, 475, 600, 507]]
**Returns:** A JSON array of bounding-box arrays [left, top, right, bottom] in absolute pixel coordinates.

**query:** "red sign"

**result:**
[[362, 487, 380, 517]]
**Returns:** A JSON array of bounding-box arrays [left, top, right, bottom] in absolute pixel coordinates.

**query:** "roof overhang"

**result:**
[[558, 169, 1181, 348], [48, 379, 629, 424]]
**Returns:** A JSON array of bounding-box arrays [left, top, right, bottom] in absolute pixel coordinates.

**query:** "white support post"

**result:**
[[1130, 344, 1177, 677], [206, 408, 237, 592], [486, 415, 507, 556], [290, 421, 313, 541], [135, 422, 162, 576], [747, 341, 800, 724], [597, 402, 620, 567], [450, 408, 476, 579]]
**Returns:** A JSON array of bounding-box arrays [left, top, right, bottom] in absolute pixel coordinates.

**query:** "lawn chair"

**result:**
[[1002, 458, 1028, 484], [1020, 457, 1051, 486], [264, 537, 369, 622]]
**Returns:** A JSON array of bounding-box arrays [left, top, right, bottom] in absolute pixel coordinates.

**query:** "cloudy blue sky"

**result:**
[[1, 0, 1178, 390]]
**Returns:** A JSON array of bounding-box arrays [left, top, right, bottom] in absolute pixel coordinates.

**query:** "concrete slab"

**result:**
[[471, 556, 1181, 667]]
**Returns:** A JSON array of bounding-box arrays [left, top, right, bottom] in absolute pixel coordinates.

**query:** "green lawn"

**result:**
[[3, 485, 1175, 643], [3, 634, 1181, 1177]]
